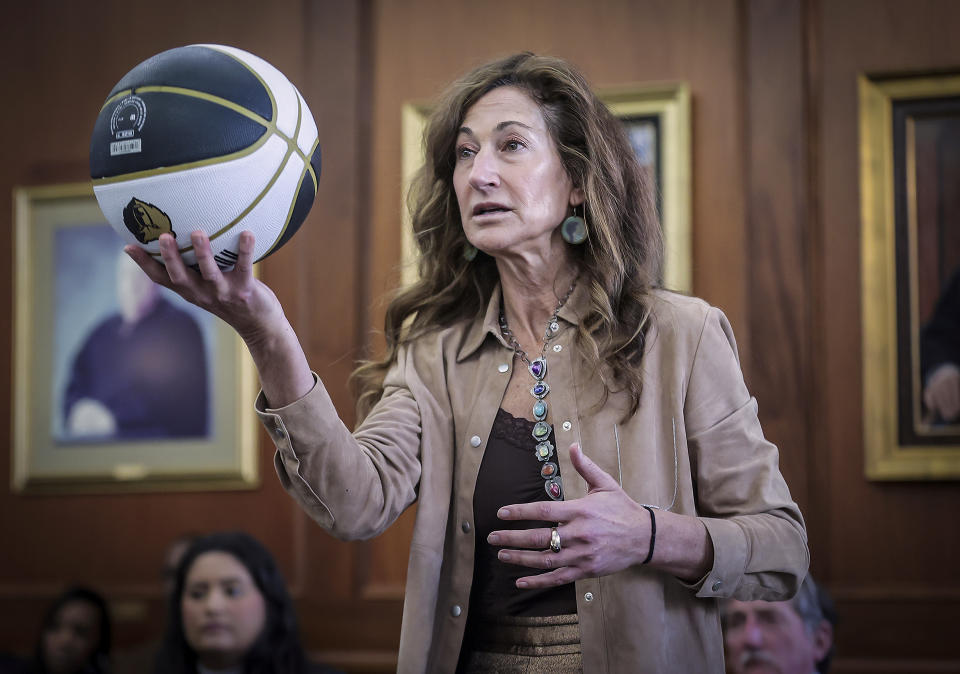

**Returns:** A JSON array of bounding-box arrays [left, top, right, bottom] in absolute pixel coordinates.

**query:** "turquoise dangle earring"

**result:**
[[561, 204, 588, 245], [463, 242, 478, 262]]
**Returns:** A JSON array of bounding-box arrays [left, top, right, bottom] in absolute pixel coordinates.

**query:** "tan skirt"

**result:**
[[457, 613, 582, 673]]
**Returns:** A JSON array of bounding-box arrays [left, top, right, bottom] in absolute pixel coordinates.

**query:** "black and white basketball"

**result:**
[[90, 44, 321, 269]]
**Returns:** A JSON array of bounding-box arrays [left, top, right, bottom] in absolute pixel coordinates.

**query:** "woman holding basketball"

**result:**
[[128, 53, 807, 672]]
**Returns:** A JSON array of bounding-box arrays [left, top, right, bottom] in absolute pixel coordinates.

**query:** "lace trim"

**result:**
[[491, 407, 537, 449]]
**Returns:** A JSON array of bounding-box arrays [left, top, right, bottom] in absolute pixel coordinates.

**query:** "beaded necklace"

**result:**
[[498, 277, 577, 501]]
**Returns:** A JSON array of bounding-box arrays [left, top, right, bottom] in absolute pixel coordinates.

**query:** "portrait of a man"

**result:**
[[54, 225, 212, 442]]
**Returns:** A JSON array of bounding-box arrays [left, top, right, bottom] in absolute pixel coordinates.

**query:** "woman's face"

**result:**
[[41, 600, 101, 674], [181, 551, 267, 668], [453, 86, 583, 259]]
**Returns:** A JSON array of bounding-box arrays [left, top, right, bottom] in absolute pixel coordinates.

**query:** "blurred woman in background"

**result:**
[[154, 531, 337, 674], [27, 586, 111, 674]]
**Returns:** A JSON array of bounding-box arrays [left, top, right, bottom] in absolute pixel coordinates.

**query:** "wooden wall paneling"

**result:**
[[293, 2, 406, 666], [816, 0, 960, 667], [741, 0, 813, 510]]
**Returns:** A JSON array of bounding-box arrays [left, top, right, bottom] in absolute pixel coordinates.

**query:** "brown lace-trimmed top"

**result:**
[[468, 407, 577, 618]]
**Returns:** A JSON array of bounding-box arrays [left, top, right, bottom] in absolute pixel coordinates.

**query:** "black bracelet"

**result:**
[[641, 505, 656, 565]]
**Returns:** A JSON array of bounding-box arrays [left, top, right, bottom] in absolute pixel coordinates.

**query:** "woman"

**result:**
[[128, 53, 808, 672], [154, 531, 336, 674], [28, 586, 111, 674]]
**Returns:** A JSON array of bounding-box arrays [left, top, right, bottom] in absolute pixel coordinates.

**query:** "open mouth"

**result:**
[[473, 204, 510, 216]]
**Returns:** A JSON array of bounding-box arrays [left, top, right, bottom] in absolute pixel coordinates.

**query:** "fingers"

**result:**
[[498, 547, 583, 580], [233, 230, 256, 278], [513, 567, 583, 589], [191, 230, 225, 285], [158, 232, 193, 285], [124, 245, 174, 289], [487, 525, 555, 550], [490, 525, 585, 588], [496, 500, 571, 523], [925, 365, 960, 421], [569, 443, 620, 492]]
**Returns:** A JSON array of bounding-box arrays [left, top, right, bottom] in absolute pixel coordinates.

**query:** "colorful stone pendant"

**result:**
[[545, 476, 563, 501], [535, 441, 555, 462], [531, 381, 550, 398], [533, 399, 547, 420], [529, 357, 547, 380], [497, 277, 578, 509]]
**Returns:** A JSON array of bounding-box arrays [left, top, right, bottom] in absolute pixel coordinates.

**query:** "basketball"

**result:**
[[90, 44, 321, 269]]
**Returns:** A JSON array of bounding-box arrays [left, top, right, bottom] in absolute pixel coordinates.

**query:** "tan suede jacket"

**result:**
[[256, 286, 808, 673]]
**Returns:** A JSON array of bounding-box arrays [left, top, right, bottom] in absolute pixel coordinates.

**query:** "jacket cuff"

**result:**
[[678, 517, 748, 598], [254, 373, 335, 528]]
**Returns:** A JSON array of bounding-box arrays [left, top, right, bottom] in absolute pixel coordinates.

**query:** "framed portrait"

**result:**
[[399, 82, 692, 292], [860, 72, 960, 480], [11, 183, 259, 493]]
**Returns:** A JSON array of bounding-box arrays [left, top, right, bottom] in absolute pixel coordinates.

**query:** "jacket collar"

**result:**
[[455, 276, 590, 362]]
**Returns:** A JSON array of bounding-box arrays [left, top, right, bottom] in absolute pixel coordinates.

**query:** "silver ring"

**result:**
[[550, 527, 561, 553]]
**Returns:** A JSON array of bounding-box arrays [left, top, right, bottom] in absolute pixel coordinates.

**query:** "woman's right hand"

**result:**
[[126, 229, 315, 407], [125, 230, 283, 347]]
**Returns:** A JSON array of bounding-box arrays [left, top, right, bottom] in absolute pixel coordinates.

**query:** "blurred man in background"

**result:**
[[722, 575, 836, 674]]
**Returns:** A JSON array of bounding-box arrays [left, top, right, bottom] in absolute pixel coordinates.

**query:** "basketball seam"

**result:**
[[306, 136, 319, 191], [95, 87, 314, 185], [265, 94, 308, 257], [150, 87, 304, 259], [204, 45, 318, 190]]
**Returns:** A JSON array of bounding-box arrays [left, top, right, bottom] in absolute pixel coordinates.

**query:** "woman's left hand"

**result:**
[[487, 443, 654, 589]]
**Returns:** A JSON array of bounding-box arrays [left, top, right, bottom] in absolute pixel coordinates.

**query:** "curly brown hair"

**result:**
[[353, 53, 663, 420]]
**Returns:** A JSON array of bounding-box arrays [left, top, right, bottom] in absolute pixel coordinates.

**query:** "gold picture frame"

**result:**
[[860, 73, 960, 480], [11, 183, 259, 493], [399, 82, 692, 292]]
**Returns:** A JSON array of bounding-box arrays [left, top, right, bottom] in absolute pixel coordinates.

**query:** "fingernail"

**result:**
[[487, 533, 499, 544], [517, 580, 528, 588], [498, 551, 511, 561], [498, 508, 510, 518]]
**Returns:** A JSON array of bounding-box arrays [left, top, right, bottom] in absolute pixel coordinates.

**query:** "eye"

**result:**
[[725, 613, 746, 629], [186, 586, 207, 601], [757, 610, 781, 625], [455, 144, 475, 160], [223, 582, 244, 598], [501, 137, 526, 152]]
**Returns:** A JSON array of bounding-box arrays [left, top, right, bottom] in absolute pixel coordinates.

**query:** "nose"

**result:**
[[467, 146, 499, 191], [741, 614, 765, 647], [202, 588, 226, 613]]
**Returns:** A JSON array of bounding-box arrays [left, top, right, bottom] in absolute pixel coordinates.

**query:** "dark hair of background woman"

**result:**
[[153, 531, 310, 674], [30, 586, 111, 674]]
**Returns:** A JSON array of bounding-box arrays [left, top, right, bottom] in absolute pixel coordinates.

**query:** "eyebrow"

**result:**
[[458, 120, 535, 136]]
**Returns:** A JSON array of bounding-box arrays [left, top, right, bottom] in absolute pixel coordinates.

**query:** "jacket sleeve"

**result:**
[[682, 307, 809, 601], [255, 344, 426, 541]]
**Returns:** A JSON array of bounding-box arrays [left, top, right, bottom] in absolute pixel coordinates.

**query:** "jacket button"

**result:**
[[498, 363, 509, 373], [562, 421, 572, 431], [461, 521, 471, 533], [711, 580, 723, 592], [553, 344, 562, 352], [584, 592, 594, 602], [451, 605, 462, 617], [470, 435, 482, 447]]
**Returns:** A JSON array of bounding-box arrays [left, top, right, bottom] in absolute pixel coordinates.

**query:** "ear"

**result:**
[[811, 619, 833, 663], [569, 186, 585, 207]]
